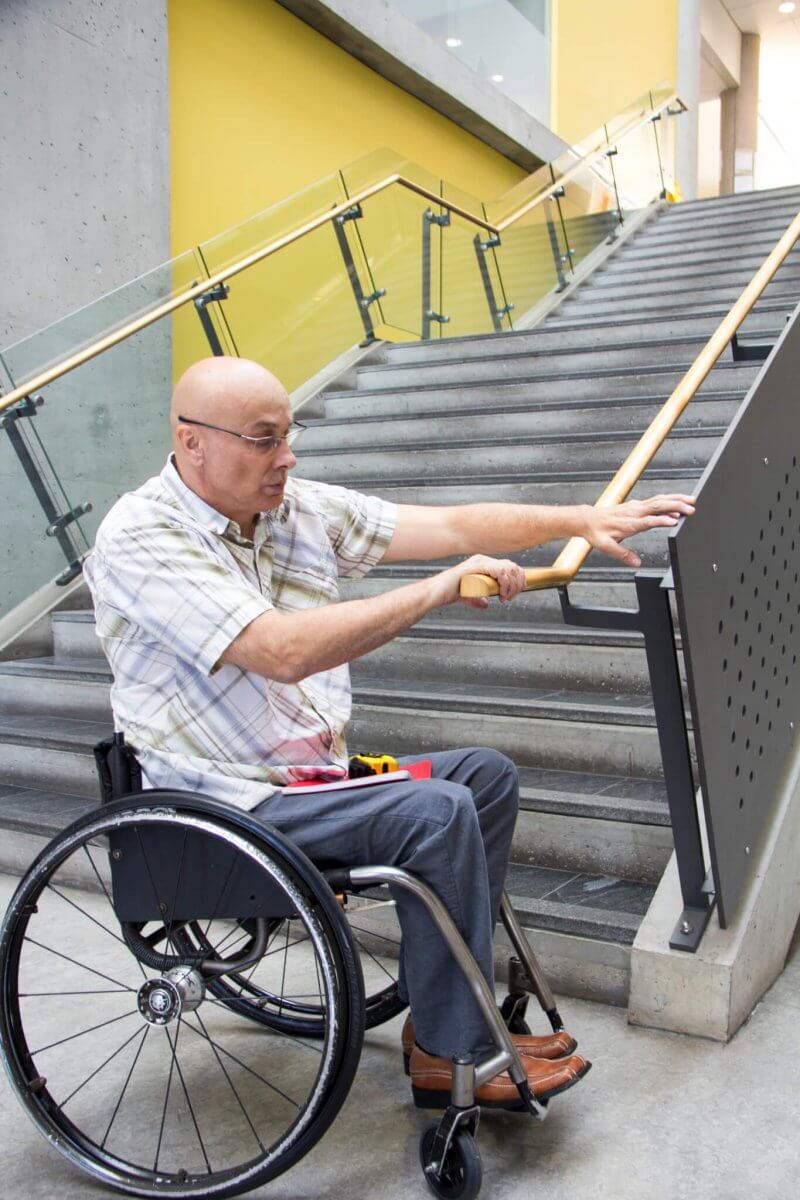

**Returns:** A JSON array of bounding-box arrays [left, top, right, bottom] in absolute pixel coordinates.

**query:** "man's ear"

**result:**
[[175, 424, 204, 467]]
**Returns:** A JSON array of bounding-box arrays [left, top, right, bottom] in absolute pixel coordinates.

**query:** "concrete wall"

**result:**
[[0, 0, 172, 615]]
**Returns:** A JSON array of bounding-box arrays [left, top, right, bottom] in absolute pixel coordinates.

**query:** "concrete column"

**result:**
[[676, 0, 702, 201], [719, 33, 760, 194]]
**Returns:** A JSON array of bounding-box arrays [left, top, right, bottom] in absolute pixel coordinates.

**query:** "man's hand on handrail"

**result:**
[[581, 493, 696, 568]]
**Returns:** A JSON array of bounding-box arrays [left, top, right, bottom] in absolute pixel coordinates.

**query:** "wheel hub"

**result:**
[[137, 966, 205, 1026]]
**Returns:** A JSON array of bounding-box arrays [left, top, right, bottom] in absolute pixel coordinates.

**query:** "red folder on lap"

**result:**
[[281, 759, 432, 795]]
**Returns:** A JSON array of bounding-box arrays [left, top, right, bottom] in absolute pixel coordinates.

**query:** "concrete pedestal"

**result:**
[[629, 762, 800, 1041]]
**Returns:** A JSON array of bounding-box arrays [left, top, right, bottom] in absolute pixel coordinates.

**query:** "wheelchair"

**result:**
[[0, 734, 571, 1200]]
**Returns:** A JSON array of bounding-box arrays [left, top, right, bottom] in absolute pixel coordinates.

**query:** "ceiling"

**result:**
[[721, 0, 800, 41]]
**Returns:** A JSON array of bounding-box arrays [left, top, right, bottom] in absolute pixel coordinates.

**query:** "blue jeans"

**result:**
[[252, 746, 519, 1058]]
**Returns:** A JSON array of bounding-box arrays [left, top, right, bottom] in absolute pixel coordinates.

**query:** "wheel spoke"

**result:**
[[101, 1026, 149, 1150], [165, 1018, 212, 1175], [20, 989, 133, 997], [154, 1009, 179, 1171], [57, 1023, 145, 1111], [193, 1010, 264, 1153], [30, 1008, 139, 1056], [163, 827, 189, 970], [347, 921, 402, 949], [182, 1017, 301, 1108], [23, 937, 136, 992], [45, 882, 131, 950], [352, 938, 396, 984]]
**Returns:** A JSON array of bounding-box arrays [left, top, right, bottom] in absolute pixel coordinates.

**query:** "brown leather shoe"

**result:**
[[401, 1014, 578, 1074], [409, 1043, 591, 1110]]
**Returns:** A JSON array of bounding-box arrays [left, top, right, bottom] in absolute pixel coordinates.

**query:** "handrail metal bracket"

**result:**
[[473, 231, 513, 332], [1, 392, 90, 585], [731, 331, 773, 362], [331, 203, 386, 340], [193, 282, 230, 356], [560, 571, 716, 953], [421, 208, 451, 338]]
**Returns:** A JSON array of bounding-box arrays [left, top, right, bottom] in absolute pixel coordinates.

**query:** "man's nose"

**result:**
[[274, 440, 297, 471]]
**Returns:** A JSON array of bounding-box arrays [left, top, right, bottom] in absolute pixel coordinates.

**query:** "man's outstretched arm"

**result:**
[[383, 494, 696, 569]]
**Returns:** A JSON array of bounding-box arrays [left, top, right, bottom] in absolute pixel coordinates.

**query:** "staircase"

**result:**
[[1, 184, 798, 1005]]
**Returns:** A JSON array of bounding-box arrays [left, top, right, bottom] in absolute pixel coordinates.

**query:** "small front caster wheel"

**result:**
[[420, 1121, 483, 1200]]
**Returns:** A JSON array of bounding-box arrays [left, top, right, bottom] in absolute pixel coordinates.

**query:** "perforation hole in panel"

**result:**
[[723, 452, 800, 823]]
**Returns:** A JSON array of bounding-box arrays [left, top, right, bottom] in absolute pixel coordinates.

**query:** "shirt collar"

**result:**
[[161, 454, 290, 542]]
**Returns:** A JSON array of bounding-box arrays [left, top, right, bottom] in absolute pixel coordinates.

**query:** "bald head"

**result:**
[[170, 357, 288, 441], [169, 356, 297, 533]]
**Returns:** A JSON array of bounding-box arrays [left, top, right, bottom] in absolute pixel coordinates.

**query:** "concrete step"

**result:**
[[348, 681, 665, 777], [625, 214, 793, 250], [324, 363, 754, 419], [302, 397, 738, 453], [380, 311, 783, 363], [0, 713, 112, 799], [542, 300, 793, 335], [665, 184, 800, 213], [52, 610, 101, 659], [582, 258, 800, 293], [295, 426, 722, 484], [354, 339, 738, 390], [352, 622, 659, 695], [342, 468, 700, 507], [653, 195, 800, 232], [0, 657, 112, 721], [598, 245, 800, 282], [557, 280, 800, 318]]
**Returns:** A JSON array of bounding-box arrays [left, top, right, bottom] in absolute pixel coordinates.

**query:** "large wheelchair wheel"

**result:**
[[0, 793, 365, 1199], [179, 885, 407, 1037]]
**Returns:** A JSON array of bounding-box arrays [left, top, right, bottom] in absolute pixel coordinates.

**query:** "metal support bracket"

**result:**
[[731, 331, 773, 362], [547, 186, 574, 282], [193, 283, 230, 356], [425, 1103, 480, 1180], [559, 570, 715, 953], [472, 232, 514, 332], [0, 394, 89, 585], [331, 203, 386, 341], [422, 208, 451, 338]]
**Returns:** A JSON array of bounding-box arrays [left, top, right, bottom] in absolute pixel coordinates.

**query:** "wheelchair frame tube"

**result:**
[[347, 865, 526, 1089], [499, 891, 557, 1014]]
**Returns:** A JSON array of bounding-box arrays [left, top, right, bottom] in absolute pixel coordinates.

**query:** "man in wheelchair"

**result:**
[[83, 356, 694, 1111]]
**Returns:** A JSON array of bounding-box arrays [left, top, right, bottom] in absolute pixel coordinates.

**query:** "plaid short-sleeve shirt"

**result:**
[[83, 454, 397, 809]]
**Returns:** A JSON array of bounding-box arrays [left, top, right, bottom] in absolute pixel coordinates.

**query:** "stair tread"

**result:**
[[352, 676, 657, 725]]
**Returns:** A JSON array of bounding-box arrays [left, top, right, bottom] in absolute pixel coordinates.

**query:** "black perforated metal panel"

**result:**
[[671, 303, 800, 926]]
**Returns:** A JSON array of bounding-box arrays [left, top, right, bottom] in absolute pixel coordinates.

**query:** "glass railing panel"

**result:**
[[0, 248, 208, 389], [355, 185, 436, 340], [557, 165, 621, 272], [0, 316, 177, 615], [612, 117, 667, 212], [198, 171, 347, 277], [485, 160, 555, 229], [491, 200, 564, 321], [438, 182, 506, 337], [204, 219, 367, 393]]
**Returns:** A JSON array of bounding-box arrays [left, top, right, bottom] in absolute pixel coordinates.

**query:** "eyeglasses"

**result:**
[[177, 415, 306, 453]]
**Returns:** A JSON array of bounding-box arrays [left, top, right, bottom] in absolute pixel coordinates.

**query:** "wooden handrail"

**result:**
[[0, 93, 681, 416], [459, 205, 800, 599]]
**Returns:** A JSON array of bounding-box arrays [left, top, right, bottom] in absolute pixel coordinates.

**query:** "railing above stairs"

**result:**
[[459, 208, 800, 952], [0, 86, 682, 622]]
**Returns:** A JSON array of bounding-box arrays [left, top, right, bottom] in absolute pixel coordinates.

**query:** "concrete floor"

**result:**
[[0, 870, 798, 1200]]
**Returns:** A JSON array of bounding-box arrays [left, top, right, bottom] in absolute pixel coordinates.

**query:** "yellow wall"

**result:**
[[167, 0, 531, 389], [168, 0, 526, 252], [550, 0, 678, 143]]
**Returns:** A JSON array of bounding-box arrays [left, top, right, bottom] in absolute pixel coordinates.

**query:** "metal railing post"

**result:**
[[193, 283, 230, 356], [0, 396, 90, 585], [559, 570, 715, 952], [472, 233, 513, 331], [421, 208, 451, 339], [331, 204, 386, 341]]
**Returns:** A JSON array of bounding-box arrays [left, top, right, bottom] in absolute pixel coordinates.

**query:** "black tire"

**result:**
[[0, 792, 365, 1199], [420, 1121, 483, 1200]]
